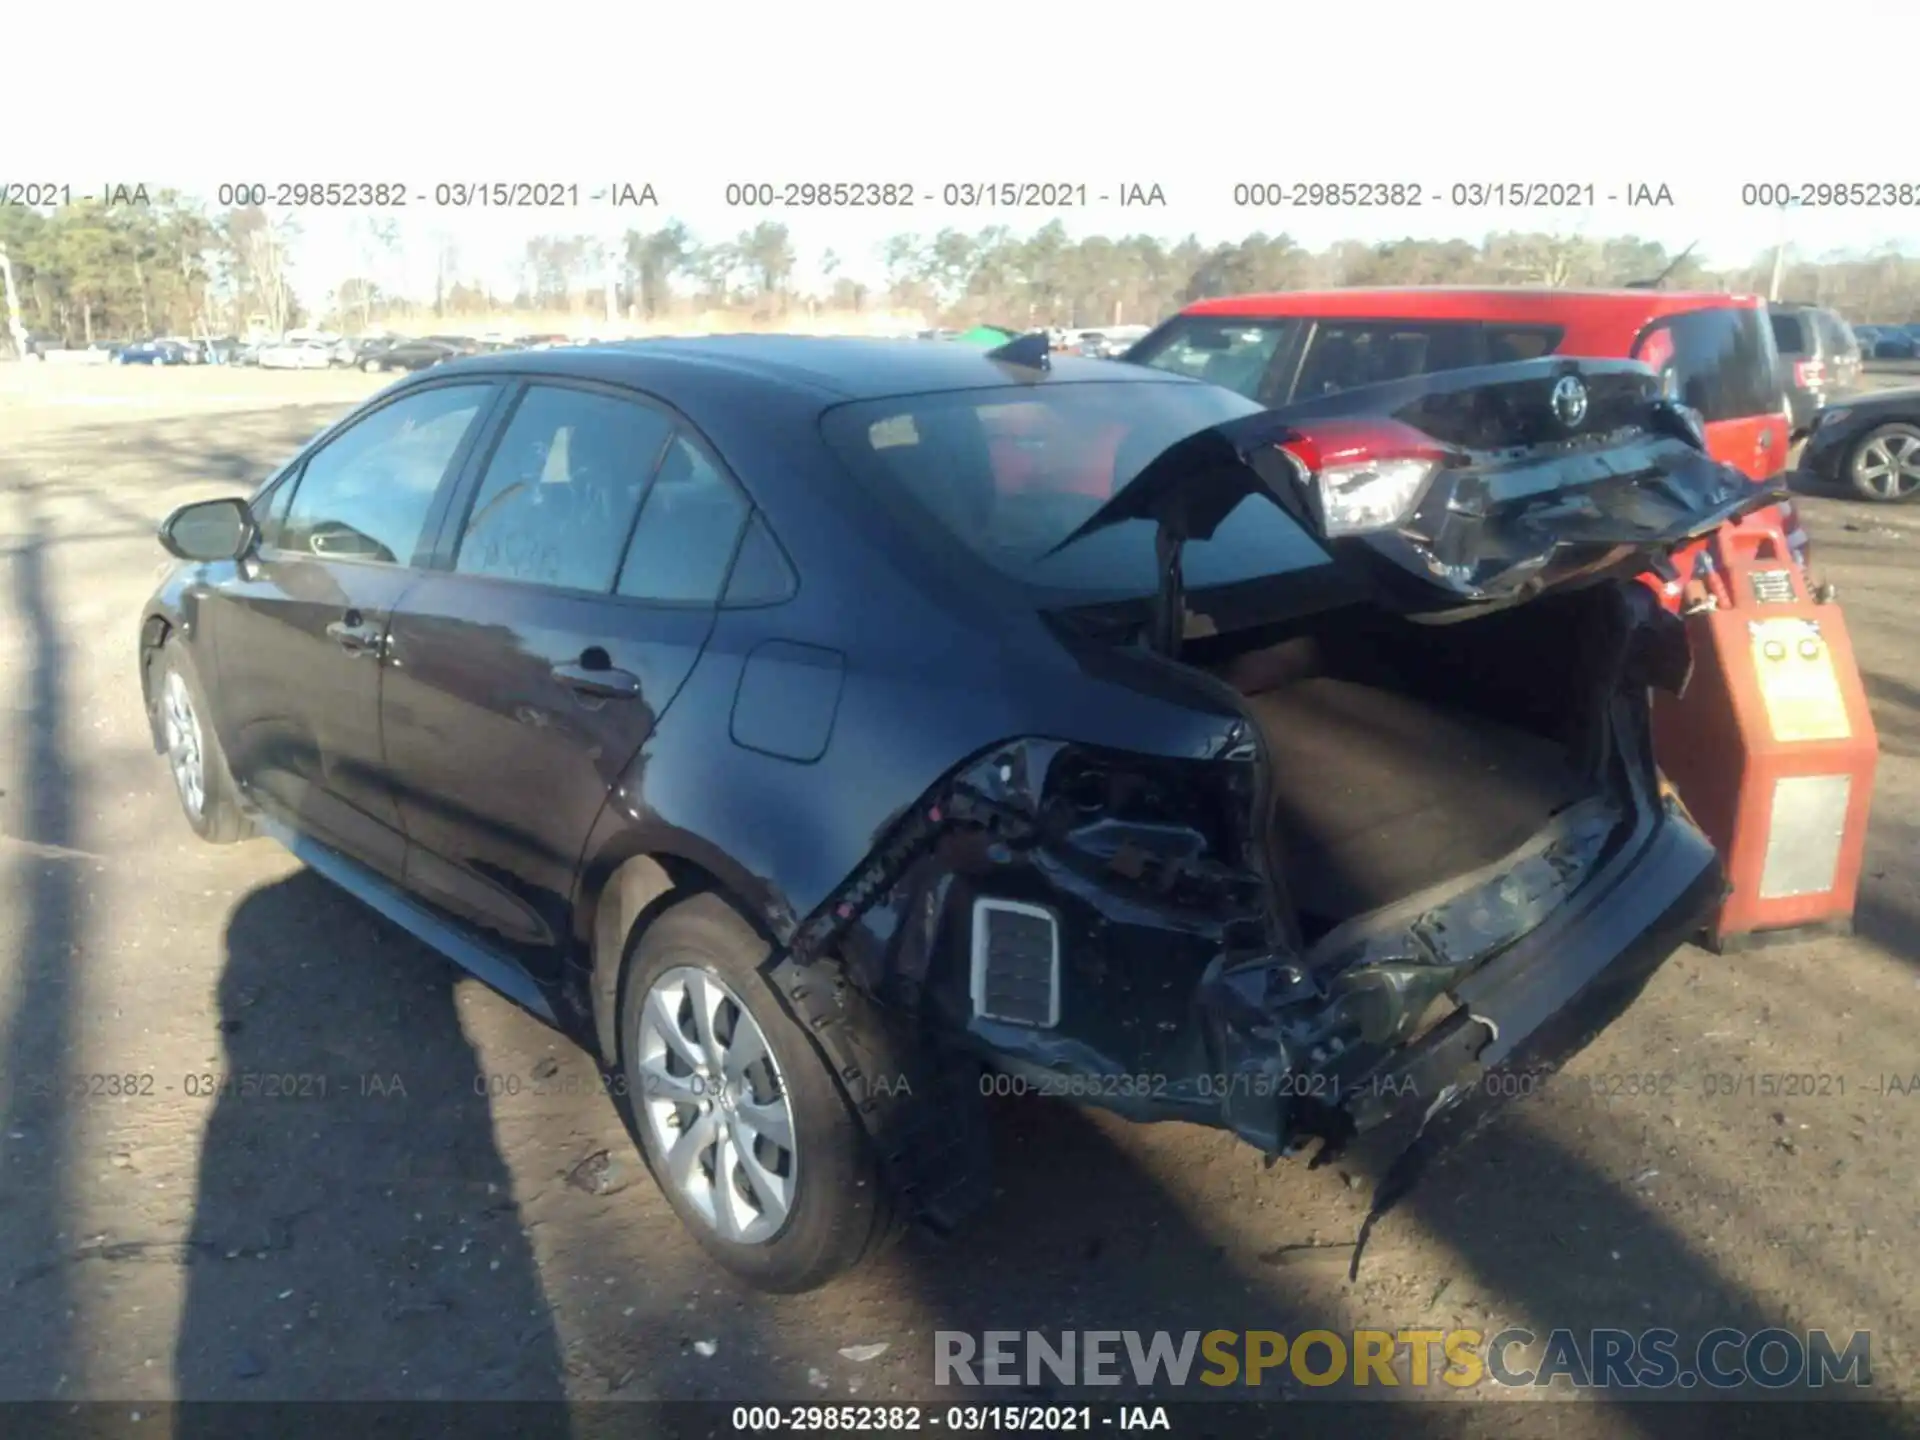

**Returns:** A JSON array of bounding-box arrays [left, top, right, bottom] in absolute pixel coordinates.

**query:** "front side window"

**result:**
[[279, 384, 490, 564], [454, 385, 674, 591]]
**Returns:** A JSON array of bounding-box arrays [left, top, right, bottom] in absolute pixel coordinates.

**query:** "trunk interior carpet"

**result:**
[[1246, 677, 1593, 928]]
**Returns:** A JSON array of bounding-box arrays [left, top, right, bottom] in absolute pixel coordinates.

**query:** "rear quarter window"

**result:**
[[1635, 308, 1783, 421], [1769, 312, 1808, 355]]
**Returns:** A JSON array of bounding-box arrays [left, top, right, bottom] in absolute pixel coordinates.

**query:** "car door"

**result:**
[[1633, 307, 1789, 479], [380, 380, 754, 980], [204, 380, 501, 879]]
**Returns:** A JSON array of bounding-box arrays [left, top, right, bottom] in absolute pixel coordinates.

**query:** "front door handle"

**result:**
[[327, 613, 381, 656], [551, 660, 641, 699]]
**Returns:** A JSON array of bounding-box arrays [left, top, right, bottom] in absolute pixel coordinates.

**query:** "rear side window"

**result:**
[[1295, 321, 1486, 397], [1768, 312, 1808, 355], [1634, 308, 1783, 422], [1817, 310, 1858, 357], [615, 435, 751, 603], [453, 384, 674, 592], [1127, 318, 1300, 400]]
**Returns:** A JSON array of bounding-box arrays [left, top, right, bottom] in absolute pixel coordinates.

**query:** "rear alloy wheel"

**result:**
[[363, 357, 384, 373], [1848, 422, 1920, 501], [154, 646, 252, 843], [638, 964, 798, 1244], [619, 893, 894, 1292]]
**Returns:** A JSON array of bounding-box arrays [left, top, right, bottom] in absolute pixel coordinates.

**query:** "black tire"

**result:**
[[1847, 422, 1920, 503], [151, 643, 253, 844], [617, 893, 894, 1292]]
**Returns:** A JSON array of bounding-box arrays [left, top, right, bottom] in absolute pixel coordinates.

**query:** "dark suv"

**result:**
[[1769, 303, 1862, 435]]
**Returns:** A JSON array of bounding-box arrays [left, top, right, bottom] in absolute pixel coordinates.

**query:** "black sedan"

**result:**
[[115, 339, 192, 365], [1800, 388, 1920, 500], [360, 337, 461, 372], [139, 338, 1737, 1291]]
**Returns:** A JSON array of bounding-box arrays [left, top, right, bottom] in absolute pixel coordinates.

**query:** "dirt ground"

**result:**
[[3, 359, 1919, 1427]]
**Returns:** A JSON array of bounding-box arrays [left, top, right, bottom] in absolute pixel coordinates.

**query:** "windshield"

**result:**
[[819, 379, 1335, 601]]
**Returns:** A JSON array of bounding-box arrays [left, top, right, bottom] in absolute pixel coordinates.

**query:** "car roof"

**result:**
[[1179, 287, 1765, 322], [437, 334, 1178, 401]]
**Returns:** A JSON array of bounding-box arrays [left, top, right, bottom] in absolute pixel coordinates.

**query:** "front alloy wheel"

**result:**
[[637, 964, 797, 1244], [161, 668, 205, 816]]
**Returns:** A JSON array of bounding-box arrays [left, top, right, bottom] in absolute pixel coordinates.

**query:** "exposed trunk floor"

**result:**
[[1246, 677, 1593, 927]]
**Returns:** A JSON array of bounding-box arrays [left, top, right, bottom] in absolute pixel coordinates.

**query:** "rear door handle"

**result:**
[[551, 661, 642, 699]]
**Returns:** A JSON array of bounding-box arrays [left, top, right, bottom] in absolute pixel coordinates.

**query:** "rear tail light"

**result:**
[[1276, 418, 1455, 537], [1794, 359, 1825, 388]]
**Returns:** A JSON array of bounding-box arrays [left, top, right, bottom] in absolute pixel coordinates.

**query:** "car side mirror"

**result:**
[[158, 497, 258, 563]]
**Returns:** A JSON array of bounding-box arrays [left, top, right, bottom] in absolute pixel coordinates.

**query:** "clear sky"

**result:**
[[15, 0, 1920, 303]]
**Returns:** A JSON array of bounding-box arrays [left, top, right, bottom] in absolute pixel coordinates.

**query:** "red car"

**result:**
[[1126, 287, 1807, 599]]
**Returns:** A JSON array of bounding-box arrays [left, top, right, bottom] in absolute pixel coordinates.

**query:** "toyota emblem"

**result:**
[[1551, 374, 1589, 429]]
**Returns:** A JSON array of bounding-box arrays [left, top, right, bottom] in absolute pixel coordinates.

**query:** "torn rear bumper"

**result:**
[[1324, 800, 1722, 1169]]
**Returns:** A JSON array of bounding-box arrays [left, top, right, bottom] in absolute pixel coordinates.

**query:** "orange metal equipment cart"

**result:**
[[1650, 508, 1879, 952]]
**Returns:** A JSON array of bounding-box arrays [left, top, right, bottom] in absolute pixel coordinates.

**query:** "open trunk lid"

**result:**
[[1048, 357, 1788, 653]]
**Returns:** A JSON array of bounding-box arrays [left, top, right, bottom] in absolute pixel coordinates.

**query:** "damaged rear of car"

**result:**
[[798, 353, 1757, 1275]]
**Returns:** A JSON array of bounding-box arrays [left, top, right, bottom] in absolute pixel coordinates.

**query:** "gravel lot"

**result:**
[[3, 361, 1919, 1427]]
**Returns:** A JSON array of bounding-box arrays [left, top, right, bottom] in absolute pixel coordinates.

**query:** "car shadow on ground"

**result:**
[[881, 1076, 1901, 1432], [169, 870, 570, 1428]]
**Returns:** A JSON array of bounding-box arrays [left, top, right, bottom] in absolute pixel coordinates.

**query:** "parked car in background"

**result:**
[[425, 334, 482, 356], [256, 339, 335, 370], [1124, 284, 1808, 597], [1801, 388, 1920, 500], [114, 339, 193, 366], [515, 333, 572, 350], [139, 337, 1737, 1291], [203, 337, 243, 365], [334, 336, 398, 369], [1871, 327, 1920, 359], [1067, 329, 1148, 359], [363, 337, 461, 372], [1127, 287, 1793, 480], [1769, 303, 1862, 435]]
